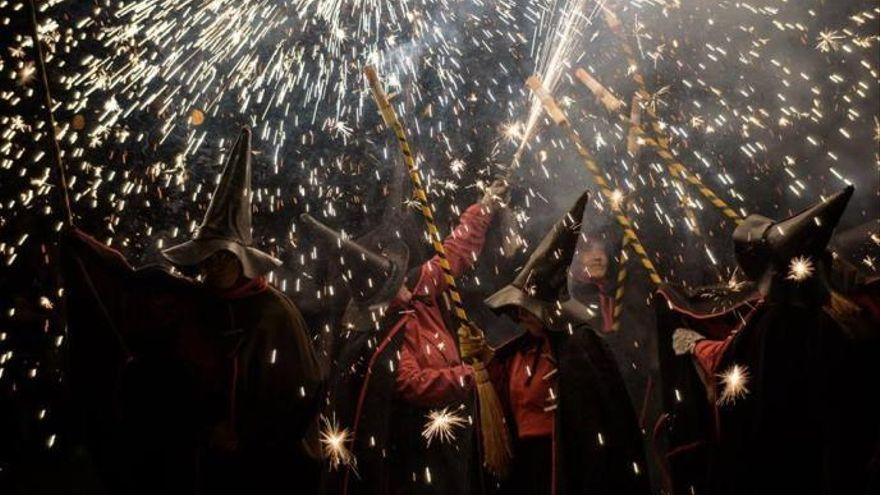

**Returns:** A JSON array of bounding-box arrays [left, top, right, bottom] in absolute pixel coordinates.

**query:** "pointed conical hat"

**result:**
[[733, 186, 853, 280], [485, 190, 590, 323], [162, 127, 281, 278]]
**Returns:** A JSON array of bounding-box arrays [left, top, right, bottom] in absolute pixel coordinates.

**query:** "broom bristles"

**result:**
[[472, 362, 512, 478]]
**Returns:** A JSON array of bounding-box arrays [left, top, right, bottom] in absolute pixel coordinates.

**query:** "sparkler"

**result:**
[[421, 407, 467, 447], [717, 364, 750, 406], [320, 416, 356, 471], [787, 256, 815, 282]]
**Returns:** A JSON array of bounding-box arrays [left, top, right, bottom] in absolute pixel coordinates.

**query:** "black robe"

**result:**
[[321, 304, 478, 495], [711, 275, 880, 495], [489, 318, 651, 495], [656, 265, 880, 495], [60, 229, 324, 494], [653, 282, 760, 495]]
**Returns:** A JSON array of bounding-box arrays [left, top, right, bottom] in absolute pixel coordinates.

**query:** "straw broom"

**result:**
[[364, 66, 512, 477]]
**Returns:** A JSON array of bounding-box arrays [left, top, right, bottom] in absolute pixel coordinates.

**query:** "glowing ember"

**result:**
[[502, 121, 523, 143], [320, 417, 355, 470], [815, 30, 845, 53], [610, 189, 625, 210], [421, 407, 467, 447], [718, 364, 750, 405], [787, 256, 815, 282], [16, 63, 36, 87]]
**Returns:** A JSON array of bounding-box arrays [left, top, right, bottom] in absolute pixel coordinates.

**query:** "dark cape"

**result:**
[[60, 229, 324, 494], [489, 317, 651, 495], [710, 270, 880, 495], [321, 302, 477, 495], [569, 268, 662, 480], [655, 262, 880, 495], [653, 282, 761, 495]]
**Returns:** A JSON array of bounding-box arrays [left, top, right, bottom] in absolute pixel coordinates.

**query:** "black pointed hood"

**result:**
[[299, 213, 408, 306], [485, 190, 590, 325], [162, 127, 282, 277], [734, 186, 854, 281]]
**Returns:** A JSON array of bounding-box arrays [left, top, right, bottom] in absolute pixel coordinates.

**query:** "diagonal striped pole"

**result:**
[[527, 75, 663, 286], [598, 8, 744, 225], [364, 66, 511, 476], [611, 250, 628, 332], [364, 66, 471, 327]]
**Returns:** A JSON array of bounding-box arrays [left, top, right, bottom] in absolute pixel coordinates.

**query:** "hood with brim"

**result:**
[[162, 127, 281, 278], [734, 185, 854, 281], [485, 190, 590, 326]]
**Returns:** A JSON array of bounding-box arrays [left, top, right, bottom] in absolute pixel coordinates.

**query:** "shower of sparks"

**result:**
[[0, 0, 877, 464], [421, 407, 467, 447], [320, 416, 356, 470], [787, 255, 815, 282], [519, 0, 607, 152], [717, 364, 750, 406]]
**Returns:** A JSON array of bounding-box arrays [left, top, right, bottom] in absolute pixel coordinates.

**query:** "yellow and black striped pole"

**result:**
[[527, 76, 663, 286], [364, 66, 511, 476], [611, 248, 628, 332], [599, 8, 744, 225], [364, 66, 471, 328]]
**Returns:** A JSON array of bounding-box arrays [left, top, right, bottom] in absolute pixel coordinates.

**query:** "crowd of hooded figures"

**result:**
[[59, 127, 880, 495]]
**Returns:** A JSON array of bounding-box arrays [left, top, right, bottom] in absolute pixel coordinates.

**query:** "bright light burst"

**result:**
[[421, 406, 467, 447], [320, 416, 356, 470], [717, 364, 750, 406], [787, 256, 815, 282], [519, 0, 606, 149], [815, 29, 845, 53]]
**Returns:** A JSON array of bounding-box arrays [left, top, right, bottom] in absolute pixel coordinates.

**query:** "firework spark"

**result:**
[[787, 256, 815, 282], [422, 407, 467, 447], [717, 364, 750, 405], [16, 63, 36, 87], [320, 416, 355, 470], [815, 30, 845, 53]]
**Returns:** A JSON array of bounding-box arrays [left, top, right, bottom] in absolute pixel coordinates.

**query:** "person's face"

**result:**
[[198, 250, 243, 289], [574, 241, 609, 281], [516, 307, 544, 335]]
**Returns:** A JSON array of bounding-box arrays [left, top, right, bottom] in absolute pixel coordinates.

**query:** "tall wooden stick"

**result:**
[[599, 7, 743, 225], [26, 0, 73, 226]]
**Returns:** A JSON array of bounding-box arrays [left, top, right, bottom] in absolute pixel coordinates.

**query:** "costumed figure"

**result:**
[[311, 180, 507, 495], [567, 223, 663, 487], [61, 127, 324, 494], [483, 191, 651, 495], [659, 186, 880, 495]]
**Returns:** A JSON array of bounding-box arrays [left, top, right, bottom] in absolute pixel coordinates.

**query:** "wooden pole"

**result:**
[[26, 0, 74, 226]]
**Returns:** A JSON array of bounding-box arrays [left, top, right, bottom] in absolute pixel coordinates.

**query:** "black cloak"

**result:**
[[489, 317, 651, 495], [60, 229, 324, 494], [655, 261, 880, 495], [653, 282, 760, 495], [710, 270, 880, 495], [321, 304, 478, 495]]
